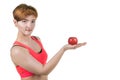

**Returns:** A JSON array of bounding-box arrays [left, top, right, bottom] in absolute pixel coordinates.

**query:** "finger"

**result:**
[[75, 42, 87, 48], [78, 42, 87, 46], [82, 42, 87, 46]]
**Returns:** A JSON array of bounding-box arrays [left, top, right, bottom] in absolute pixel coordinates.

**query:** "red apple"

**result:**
[[68, 37, 78, 45]]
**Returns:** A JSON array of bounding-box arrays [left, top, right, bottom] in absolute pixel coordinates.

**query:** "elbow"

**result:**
[[36, 67, 50, 75], [41, 68, 50, 75], [36, 70, 49, 75]]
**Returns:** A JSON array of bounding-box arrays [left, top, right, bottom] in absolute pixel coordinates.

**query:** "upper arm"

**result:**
[[10, 46, 45, 75]]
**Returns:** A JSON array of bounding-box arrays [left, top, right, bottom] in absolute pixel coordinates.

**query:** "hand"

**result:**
[[63, 42, 87, 51]]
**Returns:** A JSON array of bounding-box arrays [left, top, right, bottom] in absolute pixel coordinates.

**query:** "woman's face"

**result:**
[[14, 15, 36, 36]]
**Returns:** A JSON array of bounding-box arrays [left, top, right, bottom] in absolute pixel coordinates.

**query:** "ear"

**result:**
[[13, 19, 17, 23], [13, 19, 18, 26]]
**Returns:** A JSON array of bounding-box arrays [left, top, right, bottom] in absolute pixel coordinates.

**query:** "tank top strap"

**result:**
[[13, 36, 43, 50], [13, 41, 31, 50], [31, 36, 43, 47]]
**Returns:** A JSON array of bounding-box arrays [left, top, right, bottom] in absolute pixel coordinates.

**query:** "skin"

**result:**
[[10, 15, 87, 80]]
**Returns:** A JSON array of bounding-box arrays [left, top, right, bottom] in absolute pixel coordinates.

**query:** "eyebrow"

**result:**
[[22, 19, 36, 21]]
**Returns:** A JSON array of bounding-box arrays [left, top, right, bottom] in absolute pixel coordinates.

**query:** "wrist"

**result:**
[[62, 45, 67, 52]]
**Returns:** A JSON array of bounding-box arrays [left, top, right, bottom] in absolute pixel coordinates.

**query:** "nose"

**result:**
[[27, 21, 33, 28], [25, 22, 34, 31]]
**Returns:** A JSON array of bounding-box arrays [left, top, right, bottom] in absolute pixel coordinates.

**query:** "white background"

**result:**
[[0, 0, 120, 80]]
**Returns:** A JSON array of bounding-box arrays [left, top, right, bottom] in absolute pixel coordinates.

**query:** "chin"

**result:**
[[24, 33, 32, 36]]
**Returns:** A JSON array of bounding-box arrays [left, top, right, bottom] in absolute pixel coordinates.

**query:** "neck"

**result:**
[[16, 32, 32, 44]]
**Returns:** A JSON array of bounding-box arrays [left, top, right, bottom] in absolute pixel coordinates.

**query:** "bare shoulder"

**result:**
[[10, 46, 30, 65], [10, 46, 28, 58]]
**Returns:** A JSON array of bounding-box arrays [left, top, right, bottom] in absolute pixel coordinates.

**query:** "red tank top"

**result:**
[[13, 36, 48, 78]]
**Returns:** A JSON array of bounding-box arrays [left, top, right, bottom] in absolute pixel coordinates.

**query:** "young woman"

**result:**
[[10, 3, 87, 80]]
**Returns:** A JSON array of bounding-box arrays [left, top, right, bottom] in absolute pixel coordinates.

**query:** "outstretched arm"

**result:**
[[11, 41, 86, 76], [43, 42, 87, 75]]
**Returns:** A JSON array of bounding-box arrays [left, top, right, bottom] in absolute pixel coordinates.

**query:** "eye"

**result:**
[[31, 20, 35, 23], [22, 20, 27, 23]]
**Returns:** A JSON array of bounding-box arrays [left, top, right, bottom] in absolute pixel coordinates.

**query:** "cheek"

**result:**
[[17, 24, 26, 31], [32, 24, 35, 29], [17, 22, 25, 28], [18, 27, 24, 32], [19, 25, 25, 29], [32, 23, 36, 26]]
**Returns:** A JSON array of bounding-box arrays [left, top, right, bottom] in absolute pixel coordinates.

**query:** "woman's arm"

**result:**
[[10, 42, 86, 75], [43, 42, 87, 75]]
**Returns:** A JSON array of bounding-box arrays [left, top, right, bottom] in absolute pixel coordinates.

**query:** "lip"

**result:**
[[26, 30, 32, 32], [25, 28, 32, 31], [25, 29, 32, 32]]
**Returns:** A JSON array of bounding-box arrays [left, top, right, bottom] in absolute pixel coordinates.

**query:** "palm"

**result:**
[[64, 42, 87, 50]]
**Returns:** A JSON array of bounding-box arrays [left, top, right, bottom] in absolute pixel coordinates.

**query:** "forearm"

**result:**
[[43, 47, 66, 75], [40, 42, 86, 75], [33, 75, 48, 80]]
